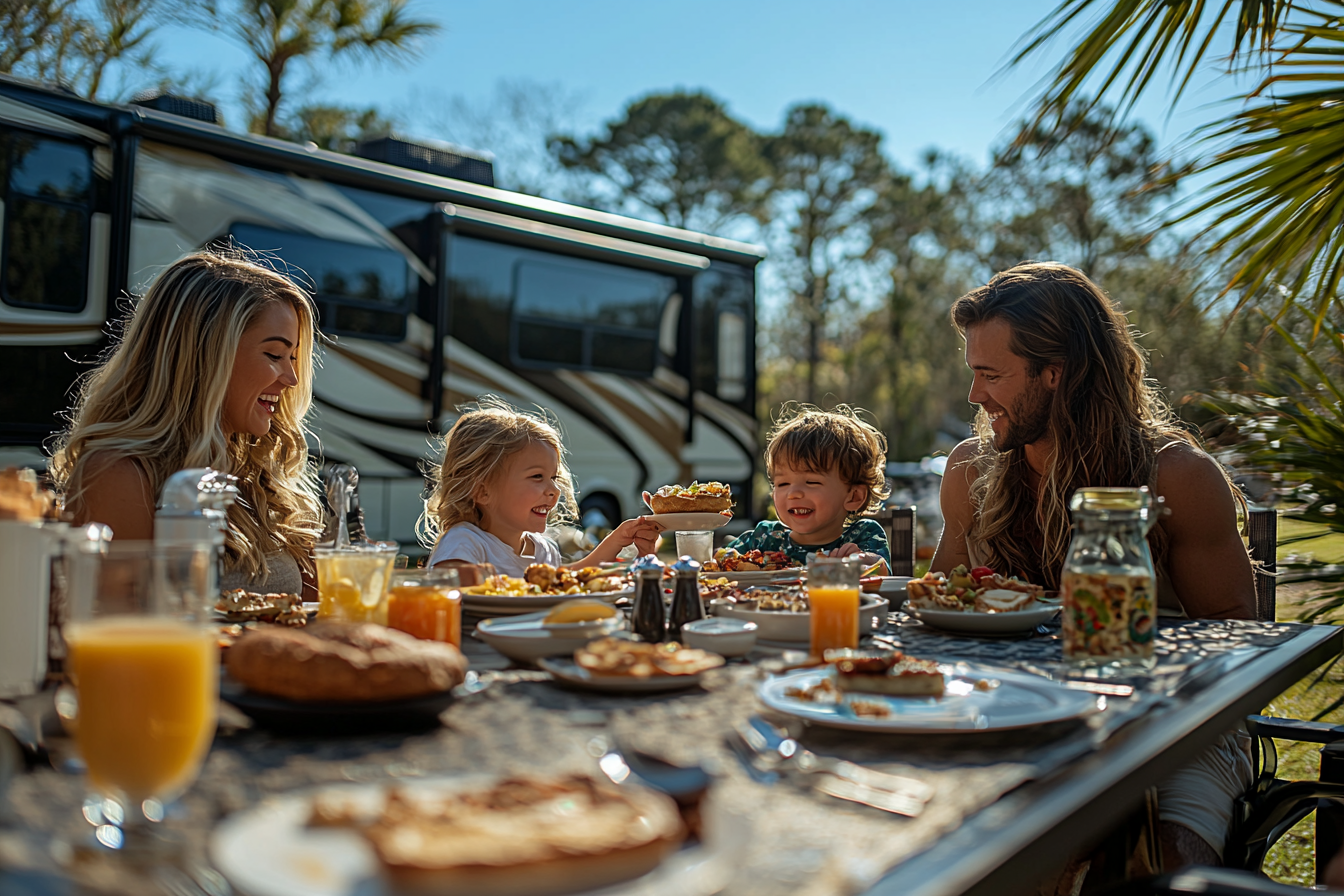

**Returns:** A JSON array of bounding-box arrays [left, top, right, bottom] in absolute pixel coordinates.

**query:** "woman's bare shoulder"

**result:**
[[72, 454, 155, 538]]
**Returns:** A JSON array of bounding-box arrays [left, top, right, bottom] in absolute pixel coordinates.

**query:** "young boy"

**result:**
[[725, 405, 891, 570]]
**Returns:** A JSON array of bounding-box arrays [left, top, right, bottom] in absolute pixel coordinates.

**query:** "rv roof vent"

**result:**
[[354, 136, 494, 187], [130, 91, 220, 124]]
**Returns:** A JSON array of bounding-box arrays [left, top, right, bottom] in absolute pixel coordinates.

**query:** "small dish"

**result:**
[[711, 594, 889, 644], [681, 617, 758, 657], [475, 611, 624, 664]]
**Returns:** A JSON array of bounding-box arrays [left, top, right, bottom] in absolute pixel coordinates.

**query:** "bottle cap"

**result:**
[[632, 554, 665, 579], [670, 555, 701, 577]]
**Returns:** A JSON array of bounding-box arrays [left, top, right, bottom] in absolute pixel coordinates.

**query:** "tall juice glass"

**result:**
[[387, 568, 462, 647], [315, 542, 398, 625], [61, 540, 218, 851], [808, 555, 862, 658]]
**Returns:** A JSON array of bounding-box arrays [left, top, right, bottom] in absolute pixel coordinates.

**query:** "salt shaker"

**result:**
[[631, 554, 667, 643], [668, 555, 704, 639]]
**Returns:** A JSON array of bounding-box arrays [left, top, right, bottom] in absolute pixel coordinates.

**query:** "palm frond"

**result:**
[[1011, 0, 1291, 128]]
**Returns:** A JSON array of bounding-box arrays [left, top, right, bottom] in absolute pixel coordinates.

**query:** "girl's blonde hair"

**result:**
[[766, 403, 891, 519], [50, 248, 324, 580], [419, 397, 578, 547]]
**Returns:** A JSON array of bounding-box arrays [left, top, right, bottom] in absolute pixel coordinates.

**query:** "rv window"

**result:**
[[230, 222, 414, 341], [716, 311, 747, 401], [1, 134, 92, 311], [513, 260, 671, 375]]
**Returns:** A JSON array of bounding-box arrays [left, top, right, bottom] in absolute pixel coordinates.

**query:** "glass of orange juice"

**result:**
[[808, 555, 862, 658], [61, 540, 218, 851], [314, 541, 398, 625], [387, 568, 462, 646]]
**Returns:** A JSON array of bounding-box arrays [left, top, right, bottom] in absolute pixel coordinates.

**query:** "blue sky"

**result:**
[[152, 0, 1240, 177]]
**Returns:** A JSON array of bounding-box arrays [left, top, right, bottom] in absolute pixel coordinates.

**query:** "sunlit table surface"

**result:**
[[0, 614, 1338, 896]]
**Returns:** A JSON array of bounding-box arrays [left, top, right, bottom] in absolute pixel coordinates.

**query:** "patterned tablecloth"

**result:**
[[0, 616, 1317, 896]]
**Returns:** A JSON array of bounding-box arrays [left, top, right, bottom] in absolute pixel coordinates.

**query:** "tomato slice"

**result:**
[[970, 565, 995, 582]]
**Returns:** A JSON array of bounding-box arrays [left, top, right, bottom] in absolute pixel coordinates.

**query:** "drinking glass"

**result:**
[[675, 530, 714, 563], [808, 555, 862, 658], [387, 567, 462, 647], [61, 540, 218, 851], [314, 541, 398, 625]]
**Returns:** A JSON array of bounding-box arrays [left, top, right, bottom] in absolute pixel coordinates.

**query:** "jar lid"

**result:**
[[632, 554, 665, 578], [670, 555, 701, 576], [1069, 486, 1152, 515]]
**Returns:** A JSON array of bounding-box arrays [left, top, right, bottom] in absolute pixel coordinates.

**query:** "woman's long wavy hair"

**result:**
[[418, 397, 578, 548], [949, 262, 1238, 589], [50, 249, 323, 580]]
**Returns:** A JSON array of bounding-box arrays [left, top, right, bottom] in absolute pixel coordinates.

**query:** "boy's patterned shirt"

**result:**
[[724, 518, 890, 565]]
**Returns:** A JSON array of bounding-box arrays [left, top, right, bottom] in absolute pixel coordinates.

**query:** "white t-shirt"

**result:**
[[427, 522, 562, 577]]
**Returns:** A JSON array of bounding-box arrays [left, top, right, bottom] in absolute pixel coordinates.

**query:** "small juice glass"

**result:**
[[314, 542, 398, 625], [808, 555, 862, 657], [387, 568, 462, 647]]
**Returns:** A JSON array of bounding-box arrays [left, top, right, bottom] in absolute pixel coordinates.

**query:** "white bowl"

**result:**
[[680, 617, 758, 657], [475, 612, 624, 665], [710, 594, 889, 644]]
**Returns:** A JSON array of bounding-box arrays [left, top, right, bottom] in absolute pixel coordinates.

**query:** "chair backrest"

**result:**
[[868, 507, 916, 576], [1247, 507, 1277, 623]]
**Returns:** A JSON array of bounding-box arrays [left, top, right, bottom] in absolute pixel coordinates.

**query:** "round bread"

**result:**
[[225, 621, 468, 702], [647, 492, 732, 515]]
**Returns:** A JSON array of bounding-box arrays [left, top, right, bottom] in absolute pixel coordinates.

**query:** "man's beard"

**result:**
[[992, 375, 1053, 452]]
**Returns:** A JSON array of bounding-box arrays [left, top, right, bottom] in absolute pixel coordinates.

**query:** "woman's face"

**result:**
[[222, 301, 301, 437]]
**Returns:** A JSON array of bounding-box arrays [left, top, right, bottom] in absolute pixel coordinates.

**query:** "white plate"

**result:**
[[461, 587, 633, 616], [475, 611, 624, 664], [539, 657, 715, 693], [905, 603, 1060, 635], [759, 665, 1100, 733], [210, 778, 742, 896], [700, 568, 803, 585], [644, 512, 731, 531], [711, 595, 889, 643]]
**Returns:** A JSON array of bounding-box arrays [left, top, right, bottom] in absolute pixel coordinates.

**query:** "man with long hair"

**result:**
[[932, 262, 1255, 870]]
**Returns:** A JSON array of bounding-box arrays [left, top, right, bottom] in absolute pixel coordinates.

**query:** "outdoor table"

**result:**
[[0, 614, 1338, 896]]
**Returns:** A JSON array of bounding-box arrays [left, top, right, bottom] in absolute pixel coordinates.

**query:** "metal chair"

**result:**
[[1220, 508, 1344, 883], [868, 506, 916, 576]]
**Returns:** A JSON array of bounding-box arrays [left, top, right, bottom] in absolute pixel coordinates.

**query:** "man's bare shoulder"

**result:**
[[1154, 442, 1230, 502], [945, 438, 980, 479]]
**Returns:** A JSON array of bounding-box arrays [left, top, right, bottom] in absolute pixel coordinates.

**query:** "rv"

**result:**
[[0, 76, 764, 544]]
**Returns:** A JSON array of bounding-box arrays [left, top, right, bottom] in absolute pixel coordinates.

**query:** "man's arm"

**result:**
[[1155, 443, 1256, 620], [930, 439, 979, 575]]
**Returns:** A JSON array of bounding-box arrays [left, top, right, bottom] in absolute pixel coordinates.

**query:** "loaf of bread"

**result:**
[[225, 621, 468, 702], [646, 481, 733, 515]]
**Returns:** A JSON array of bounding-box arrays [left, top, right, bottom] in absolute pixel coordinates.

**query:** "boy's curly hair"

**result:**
[[765, 403, 890, 518]]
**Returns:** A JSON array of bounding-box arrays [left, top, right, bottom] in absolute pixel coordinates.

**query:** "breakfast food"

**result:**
[[215, 589, 307, 625], [462, 566, 626, 597], [311, 774, 684, 896], [833, 651, 945, 697], [645, 481, 733, 515], [711, 584, 809, 612], [0, 467, 54, 521], [906, 564, 1043, 613], [542, 599, 617, 625], [225, 621, 468, 702], [701, 547, 800, 573], [574, 637, 723, 678]]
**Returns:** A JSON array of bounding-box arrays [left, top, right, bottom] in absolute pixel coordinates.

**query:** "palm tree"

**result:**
[[227, 0, 440, 138], [1013, 0, 1344, 320]]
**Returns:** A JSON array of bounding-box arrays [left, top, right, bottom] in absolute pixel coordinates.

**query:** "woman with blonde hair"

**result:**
[[49, 248, 324, 596]]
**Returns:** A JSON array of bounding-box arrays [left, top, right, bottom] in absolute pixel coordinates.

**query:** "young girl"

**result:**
[[421, 399, 660, 575]]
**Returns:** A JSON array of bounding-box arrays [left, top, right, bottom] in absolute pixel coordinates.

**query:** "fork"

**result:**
[[735, 717, 934, 814]]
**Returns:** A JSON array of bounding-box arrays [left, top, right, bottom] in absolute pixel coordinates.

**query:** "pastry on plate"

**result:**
[[645, 481, 733, 515]]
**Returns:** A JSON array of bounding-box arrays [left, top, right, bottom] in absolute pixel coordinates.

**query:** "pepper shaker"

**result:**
[[631, 554, 667, 643], [668, 555, 705, 640]]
